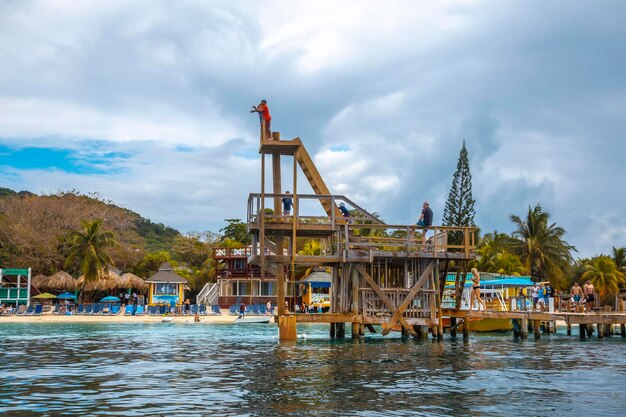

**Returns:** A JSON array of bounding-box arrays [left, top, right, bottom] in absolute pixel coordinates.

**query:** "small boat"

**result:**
[[162, 316, 173, 323], [235, 316, 271, 324]]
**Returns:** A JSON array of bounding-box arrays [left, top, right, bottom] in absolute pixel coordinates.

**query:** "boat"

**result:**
[[162, 316, 173, 323], [442, 274, 534, 332], [234, 316, 271, 324]]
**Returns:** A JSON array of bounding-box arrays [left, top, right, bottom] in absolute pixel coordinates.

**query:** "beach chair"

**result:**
[[158, 305, 166, 315], [15, 305, 27, 315], [212, 305, 222, 315], [229, 305, 237, 315], [83, 304, 93, 315], [75, 304, 84, 315], [110, 304, 120, 315], [190, 304, 198, 315], [25, 305, 36, 316], [124, 305, 133, 315], [198, 304, 206, 315], [252, 304, 261, 315], [51, 305, 61, 315], [260, 304, 267, 315], [33, 304, 43, 315], [91, 304, 101, 315], [245, 305, 253, 316], [147, 306, 156, 316], [135, 305, 144, 315]]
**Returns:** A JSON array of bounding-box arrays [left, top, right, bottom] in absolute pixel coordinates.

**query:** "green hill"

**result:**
[[0, 188, 180, 275]]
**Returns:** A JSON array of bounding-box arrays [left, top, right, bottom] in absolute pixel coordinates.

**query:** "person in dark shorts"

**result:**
[[338, 203, 352, 224], [583, 281, 595, 312], [251, 100, 272, 140], [239, 302, 246, 318], [416, 202, 433, 248], [282, 191, 293, 216]]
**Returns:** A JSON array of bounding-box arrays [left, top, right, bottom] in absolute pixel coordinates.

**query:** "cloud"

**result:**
[[1, 0, 626, 257]]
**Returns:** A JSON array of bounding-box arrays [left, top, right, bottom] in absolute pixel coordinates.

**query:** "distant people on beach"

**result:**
[[251, 100, 272, 140], [266, 300, 272, 315], [470, 268, 486, 310], [194, 311, 201, 322], [239, 302, 246, 318], [184, 298, 191, 315], [338, 203, 352, 224], [282, 191, 293, 216], [584, 280, 595, 312]]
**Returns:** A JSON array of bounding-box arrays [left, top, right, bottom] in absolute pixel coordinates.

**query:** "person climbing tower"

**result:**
[[251, 99, 272, 140]]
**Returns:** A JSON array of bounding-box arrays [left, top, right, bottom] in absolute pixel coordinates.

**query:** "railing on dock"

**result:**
[[361, 288, 436, 320]]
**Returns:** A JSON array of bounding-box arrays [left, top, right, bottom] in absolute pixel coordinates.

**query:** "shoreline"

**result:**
[[0, 313, 274, 324]]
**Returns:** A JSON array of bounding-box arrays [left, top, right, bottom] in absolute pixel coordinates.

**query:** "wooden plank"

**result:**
[[381, 260, 435, 335], [293, 313, 361, 323], [354, 265, 417, 337]]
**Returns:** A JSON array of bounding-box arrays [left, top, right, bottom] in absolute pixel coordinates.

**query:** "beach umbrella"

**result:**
[[120, 272, 147, 290], [100, 295, 121, 303], [57, 292, 77, 300], [46, 271, 77, 291], [32, 292, 57, 299]]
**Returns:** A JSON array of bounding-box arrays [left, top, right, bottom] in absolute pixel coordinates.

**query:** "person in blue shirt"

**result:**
[[282, 191, 293, 216], [338, 202, 352, 224]]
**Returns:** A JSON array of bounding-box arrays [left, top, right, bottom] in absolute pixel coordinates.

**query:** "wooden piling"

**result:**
[[586, 325, 593, 338], [604, 323, 611, 337], [598, 324, 604, 339], [580, 324, 586, 340], [462, 319, 470, 340], [450, 317, 457, 337], [567, 322, 572, 336], [520, 317, 528, 340], [621, 324, 625, 338], [359, 323, 365, 337], [330, 322, 336, 338], [278, 315, 297, 341], [352, 322, 360, 339], [336, 322, 345, 338], [533, 320, 541, 339]]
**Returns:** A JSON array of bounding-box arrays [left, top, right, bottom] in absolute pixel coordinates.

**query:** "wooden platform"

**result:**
[[259, 138, 301, 155]]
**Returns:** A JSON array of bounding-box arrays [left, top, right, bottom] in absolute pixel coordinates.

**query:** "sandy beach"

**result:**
[[0, 313, 274, 324]]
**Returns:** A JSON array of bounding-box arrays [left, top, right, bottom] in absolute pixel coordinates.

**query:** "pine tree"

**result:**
[[443, 141, 476, 228]]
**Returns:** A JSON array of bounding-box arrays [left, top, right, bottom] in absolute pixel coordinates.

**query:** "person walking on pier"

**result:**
[[251, 99, 272, 140], [470, 268, 486, 310], [282, 191, 293, 216], [584, 281, 596, 312], [531, 283, 540, 311]]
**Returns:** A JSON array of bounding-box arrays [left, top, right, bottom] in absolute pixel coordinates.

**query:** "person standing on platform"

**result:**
[[531, 283, 540, 311], [583, 281, 595, 312], [571, 282, 583, 310], [251, 100, 272, 140], [282, 191, 293, 216], [469, 268, 486, 310], [416, 202, 433, 249]]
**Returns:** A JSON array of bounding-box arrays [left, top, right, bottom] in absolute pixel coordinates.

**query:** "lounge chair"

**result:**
[[190, 304, 198, 315], [124, 305, 134, 315], [15, 305, 27, 315], [229, 305, 237, 315], [260, 304, 267, 315], [148, 306, 157, 315], [51, 305, 61, 315], [245, 305, 254, 316], [84, 304, 94, 315], [33, 304, 43, 315], [212, 305, 222, 315], [75, 304, 84, 315], [198, 304, 206, 315], [110, 304, 120, 315], [91, 304, 101, 315], [135, 305, 144, 315], [25, 305, 36, 316], [252, 304, 260, 315]]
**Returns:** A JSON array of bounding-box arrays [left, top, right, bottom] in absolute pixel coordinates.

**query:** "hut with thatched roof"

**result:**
[[120, 273, 147, 291], [145, 263, 187, 306], [77, 270, 122, 292], [46, 271, 77, 291]]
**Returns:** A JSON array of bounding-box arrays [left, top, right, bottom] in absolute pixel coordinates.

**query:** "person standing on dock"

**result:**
[[251, 100, 272, 140], [282, 191, 293, 216], [416, 202, 433, 249], [571, 282, 583, 310], [584, 281, 595, 312], [469, 268, 486, 310], [239, 302, 246, 318], [531, 283, 540, 311]]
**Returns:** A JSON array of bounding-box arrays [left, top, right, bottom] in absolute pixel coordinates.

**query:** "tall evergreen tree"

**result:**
[[443, 140, 476, 228]]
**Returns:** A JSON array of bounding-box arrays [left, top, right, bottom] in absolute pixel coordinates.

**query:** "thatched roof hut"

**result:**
[[120, 272, 147, 290], [31, 274, 49, 289], [46, 271, 77, 291], [77, 270, 122, 291]]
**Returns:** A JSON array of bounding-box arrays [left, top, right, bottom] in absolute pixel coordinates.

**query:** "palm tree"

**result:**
[[64, 219, 118, 299], [582, 256, 626, 302], [509, 204, 576, 287], [612, 247, 626, 274]]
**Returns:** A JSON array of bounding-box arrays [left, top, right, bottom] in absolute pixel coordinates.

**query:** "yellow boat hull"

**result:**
[[469, 318, 513, 332]]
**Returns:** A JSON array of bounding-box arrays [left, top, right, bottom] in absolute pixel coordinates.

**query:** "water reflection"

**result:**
[[0, 323, 624, 416]]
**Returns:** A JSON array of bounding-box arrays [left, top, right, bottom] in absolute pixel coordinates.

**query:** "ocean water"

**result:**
[[0, 322, 625, 416]]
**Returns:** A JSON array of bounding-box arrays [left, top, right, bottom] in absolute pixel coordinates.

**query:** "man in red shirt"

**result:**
[[252, 99, 272, 140]]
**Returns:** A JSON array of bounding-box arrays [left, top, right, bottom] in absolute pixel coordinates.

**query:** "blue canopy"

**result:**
[[445, 277, 534, 289], [57, 292, 77, 300], [100, 296, 121, 302]]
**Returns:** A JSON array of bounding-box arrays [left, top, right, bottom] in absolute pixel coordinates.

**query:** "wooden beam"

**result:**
[[354, 264, 417, 337], [381, 260, 435, 335]]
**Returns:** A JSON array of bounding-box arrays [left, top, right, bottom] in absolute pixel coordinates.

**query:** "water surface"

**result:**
[[0, 322, 624, 416]]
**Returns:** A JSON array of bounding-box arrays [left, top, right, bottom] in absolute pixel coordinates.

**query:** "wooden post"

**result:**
[[260, 154, 266, 284], [414, 325, 423, 339], [277, 263, 285, 316], [272, 154, 281, 215], [520, 317, 528, 340], [597, 324, 603, 339], [336, 322, 345, 338], [450, 317, 457, 338], [567, 322, 572, 336], [621, 324, 625, 338], [401, 327, 409, 339], [462, 318, 470, 340], [533, 320, 541, 339], [278, 314, 297, 341], [352, 322, 360, 339], [605, 323, 612, 337], [359, 323, 365, 337], [580, 324, 586, 340], [330, 322, 336, 338], [586, 325, 593, 338]]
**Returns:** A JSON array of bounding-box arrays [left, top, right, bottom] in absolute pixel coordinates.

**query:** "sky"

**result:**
[[1, 0, 625, 257]]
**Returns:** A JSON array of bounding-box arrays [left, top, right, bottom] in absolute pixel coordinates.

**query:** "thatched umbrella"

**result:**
[[46, 271, 77, 291], [78, 270, 122, 292], [120, 272, 147, 290], [32, 274, 48, 289]]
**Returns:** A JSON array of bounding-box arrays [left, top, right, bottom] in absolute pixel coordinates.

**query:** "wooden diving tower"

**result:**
[[247, 130, 477, 340]]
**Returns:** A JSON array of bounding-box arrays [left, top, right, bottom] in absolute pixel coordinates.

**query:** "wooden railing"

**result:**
[[361, 288, 436, 319], [213, 248, 253, 258]]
